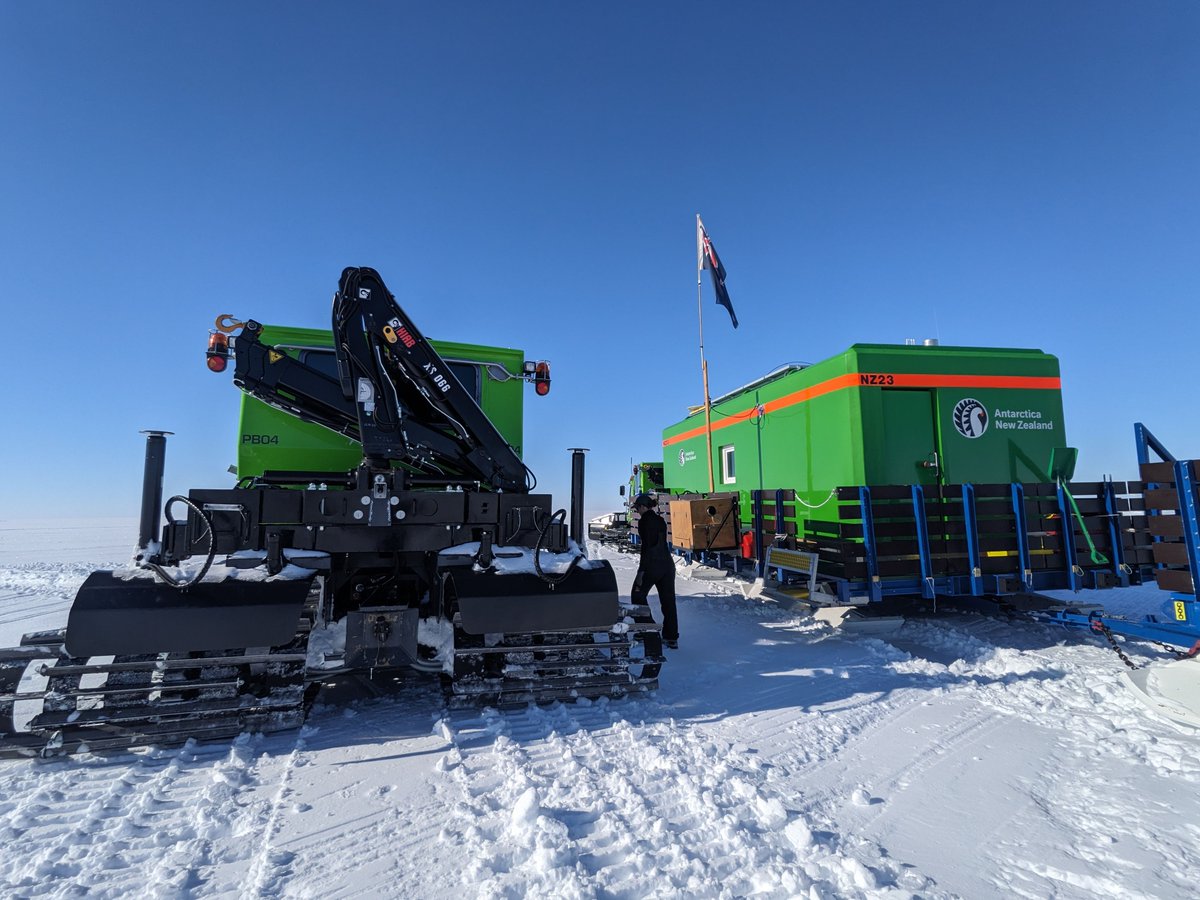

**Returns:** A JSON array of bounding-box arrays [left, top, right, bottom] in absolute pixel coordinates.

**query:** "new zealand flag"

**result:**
[[699, 220, 738, 328]]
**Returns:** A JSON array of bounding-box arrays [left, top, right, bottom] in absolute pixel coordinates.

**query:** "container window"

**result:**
[[720, 445, 736, 484]]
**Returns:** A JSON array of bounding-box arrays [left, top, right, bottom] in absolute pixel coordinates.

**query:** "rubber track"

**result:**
[[0, 629, 312, 759], [0, 603, 662, 756], [448, 602, 664, 707]]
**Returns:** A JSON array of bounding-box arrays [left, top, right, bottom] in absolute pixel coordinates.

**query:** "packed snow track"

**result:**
[[0, 519, 1198, 898]]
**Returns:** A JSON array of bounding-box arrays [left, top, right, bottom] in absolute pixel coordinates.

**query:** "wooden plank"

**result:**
[[1119, 520, 1149, 539], [761, 503, 797, 518], [1122, 533, 1154, 551], [973, 518, 1014, 534], [838, 562, 868, 579], [1024, 483, 1058, 497], [971, 483, 1015, 496], [1152, 542, 1191, 566], [1028, 535, 1063, 551], [862, 485, 913, 500], [1066, 482, 1106, 495], [1147, 516, 1185, 538], [1144, 488, 1180, 511], [762, 520, 798, 536], [800, 540, 855, 562], [804, 519, 854, 536], [878, 558, 923, 577], [974, 499, 1017, 515], [930, 519, 968, 534], [1156, 568, 1195, 593], [1069, 519, 1115, 537], [978, 535, 1018, 552], [875, 539, 921, 556], [1024, 504, 1063, 519], [870, 520, 920, 538], [1125, 524, 1152, 542], [1140, 461, 1176, 483], [871, 501, 920, 514]]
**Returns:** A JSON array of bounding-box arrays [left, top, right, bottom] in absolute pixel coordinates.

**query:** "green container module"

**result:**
[[661, 343, 1066, 522]]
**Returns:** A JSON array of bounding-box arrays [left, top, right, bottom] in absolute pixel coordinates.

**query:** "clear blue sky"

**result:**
[[2, 2, 1197, 521]]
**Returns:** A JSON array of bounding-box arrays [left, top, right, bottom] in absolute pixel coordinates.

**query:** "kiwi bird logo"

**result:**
[[953, 398, 988, 438]]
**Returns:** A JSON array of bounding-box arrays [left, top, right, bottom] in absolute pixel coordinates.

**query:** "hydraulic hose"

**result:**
[[146, 496, 218, 590]]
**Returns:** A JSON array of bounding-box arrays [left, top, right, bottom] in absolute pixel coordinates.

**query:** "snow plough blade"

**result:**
[[66, 570, 316, 657], [449, 564, 620, 634], [1122, 657, 1200, 730]]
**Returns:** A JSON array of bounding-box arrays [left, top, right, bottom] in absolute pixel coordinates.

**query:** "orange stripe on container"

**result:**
[[882, 374, 1061, 390], [662, 373, 1060, 447]]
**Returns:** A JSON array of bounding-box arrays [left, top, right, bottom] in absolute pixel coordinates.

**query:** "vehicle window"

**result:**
[[299, 349, 340, 380], [447, 362, 480, 403]]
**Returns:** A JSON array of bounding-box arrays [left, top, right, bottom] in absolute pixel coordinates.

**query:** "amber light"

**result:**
[[534, 361, 551, 396], [206, 331, 230, 372]]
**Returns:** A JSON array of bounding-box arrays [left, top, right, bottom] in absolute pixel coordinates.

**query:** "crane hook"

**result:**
[[215, 314, 246, 334]]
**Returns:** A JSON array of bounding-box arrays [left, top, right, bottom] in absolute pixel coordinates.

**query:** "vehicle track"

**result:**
[[0, 565, 91, 629], [435, 697, 944, 898], [0, 740, 240, 898]]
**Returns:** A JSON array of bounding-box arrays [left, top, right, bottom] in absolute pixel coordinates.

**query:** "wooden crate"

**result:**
[[668, 497, 739, 551]]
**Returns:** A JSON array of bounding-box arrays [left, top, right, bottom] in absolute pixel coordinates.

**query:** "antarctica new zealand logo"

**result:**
[[953, 398, 989, 438]]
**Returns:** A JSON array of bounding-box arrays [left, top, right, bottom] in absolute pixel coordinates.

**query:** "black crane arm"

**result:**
[[230, 267, 533, 493]]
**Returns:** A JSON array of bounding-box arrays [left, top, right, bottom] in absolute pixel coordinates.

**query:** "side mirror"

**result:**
[[619, 485, 626, 496]]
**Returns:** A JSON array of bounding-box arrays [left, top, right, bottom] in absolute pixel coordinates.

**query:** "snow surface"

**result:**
[[1, 518, 1199, 898]]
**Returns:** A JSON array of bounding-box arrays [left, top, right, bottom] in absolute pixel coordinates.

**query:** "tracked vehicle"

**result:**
[[0, 266, 662, 758]]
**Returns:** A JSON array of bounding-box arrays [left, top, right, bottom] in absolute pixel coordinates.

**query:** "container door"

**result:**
[[879, 389, 941, 486]]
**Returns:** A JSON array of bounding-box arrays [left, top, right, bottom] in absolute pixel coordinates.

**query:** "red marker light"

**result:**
[[533, 361, 551, 396], [206, 331, 230, 372]]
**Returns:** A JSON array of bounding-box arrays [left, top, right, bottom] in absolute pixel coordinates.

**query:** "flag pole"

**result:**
[[696, 214, 715, 492]]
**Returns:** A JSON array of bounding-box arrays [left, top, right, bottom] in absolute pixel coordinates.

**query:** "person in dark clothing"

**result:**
[[630, 493, 679, 649]]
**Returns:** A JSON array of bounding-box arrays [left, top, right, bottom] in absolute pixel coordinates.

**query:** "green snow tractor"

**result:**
[[0, 266, 662, 757]]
